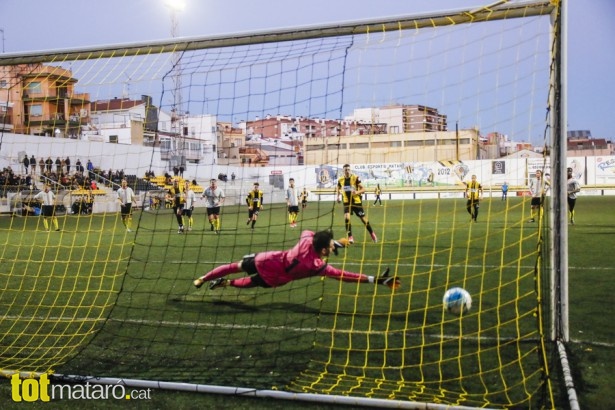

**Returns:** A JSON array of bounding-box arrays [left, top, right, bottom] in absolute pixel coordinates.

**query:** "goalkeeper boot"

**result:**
[[370, 232, 378, 243], [348, 235, 354, 244], [209, 278, 228, 290]]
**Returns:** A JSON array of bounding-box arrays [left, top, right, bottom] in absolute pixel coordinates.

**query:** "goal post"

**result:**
[[0, 1, 573, 408]]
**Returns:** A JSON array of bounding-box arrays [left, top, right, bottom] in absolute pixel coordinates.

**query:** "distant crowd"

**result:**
[[0, 154, 128, 196]]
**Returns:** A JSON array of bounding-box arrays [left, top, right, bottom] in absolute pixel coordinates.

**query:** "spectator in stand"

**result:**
[[65, 156, 71, 174], [23, 155, 30, 175], [45, 157, 53, 173], [39, 158, 45, 174], [30, 155, 36, 175], [55, 157, 62, 174], [179, 165, 185, 177], [75, 159, 82, 173]]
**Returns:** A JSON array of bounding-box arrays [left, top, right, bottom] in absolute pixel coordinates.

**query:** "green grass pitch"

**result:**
[[0, 195, 613, 409]]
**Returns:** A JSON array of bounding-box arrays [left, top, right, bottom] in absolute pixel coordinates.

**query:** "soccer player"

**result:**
[[501, 181, 509, 201], [529, 169, 550, 222], [465, 174, 483, 222], [182, 181, 197, 231], [203, 178, 225, 233], [193, 229, 400, 291], [246, 182, 264, 230], [300, 187, 309, 209], [373, 184, 383, 206], [336, 164, 377, 243], [116, 179, 136, 232], [285, 178, 300, 228], [567, 167, 581, 224], [33, 184, 60, 231], [169, 179, 185, 233]]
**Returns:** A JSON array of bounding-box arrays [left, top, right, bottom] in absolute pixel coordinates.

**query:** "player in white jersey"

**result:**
[[567, 167, 581, 224], [528, 169, 550, 222], [203, 179, 225, 234], [34, 184, 60, 231], [182, 181, 197, 231], [285, 178, 300, 228], [116, 179, 136, 232]]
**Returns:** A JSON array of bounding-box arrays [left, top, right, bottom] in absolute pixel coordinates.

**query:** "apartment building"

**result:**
[[0, 64, 90, 138]]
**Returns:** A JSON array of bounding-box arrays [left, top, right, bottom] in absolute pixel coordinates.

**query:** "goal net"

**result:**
[[0, 1, 565, 407]]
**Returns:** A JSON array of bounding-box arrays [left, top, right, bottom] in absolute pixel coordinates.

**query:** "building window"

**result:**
[[349, 143, 369, 149], [306, 144, 325, 152], [26, 82, 42, 93], [29, 104, 43, 116], [0, 80, 7, 88]]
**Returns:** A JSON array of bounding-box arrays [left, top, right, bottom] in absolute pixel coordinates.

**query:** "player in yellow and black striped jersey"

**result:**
[[373, 184, 383, 206], [336, 164, 378, 244], [168, 179, 185, 233], [246, 182, 264, 230], [465, 174, 483, 222]]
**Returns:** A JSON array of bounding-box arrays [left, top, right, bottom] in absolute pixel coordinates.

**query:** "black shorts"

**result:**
[[531, 197, 542, 207], [41, 205, 55, 217], [343, 203, 366, 218], [288, 205, 299, 214], [182, 207, 193, 217], [240, 253, 270, 288], [248, 208, 260, 218], [207, 207, 221, 216], [466, 199, 480, 208], [120, 203, 132, 216]]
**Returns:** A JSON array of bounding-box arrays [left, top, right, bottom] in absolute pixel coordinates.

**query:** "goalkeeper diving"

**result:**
[[193, 229, 400, 291]]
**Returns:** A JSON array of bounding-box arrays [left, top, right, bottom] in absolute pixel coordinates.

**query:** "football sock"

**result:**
[[202, 262, 242, 281]]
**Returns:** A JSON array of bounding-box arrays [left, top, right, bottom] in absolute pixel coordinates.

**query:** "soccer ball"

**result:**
[[443, 287, 472, 315]]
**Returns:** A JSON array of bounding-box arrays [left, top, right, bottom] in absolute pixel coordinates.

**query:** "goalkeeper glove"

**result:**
[[376, 268, 401, 290], [332, 237, 349, 255]]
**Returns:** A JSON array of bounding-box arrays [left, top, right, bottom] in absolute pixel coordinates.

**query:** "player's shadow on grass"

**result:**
[[171, 296, 424, 324], [172, 296, 323, 315]]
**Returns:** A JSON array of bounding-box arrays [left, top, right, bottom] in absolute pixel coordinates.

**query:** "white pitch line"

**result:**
[[1, 315, 612, 347]]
